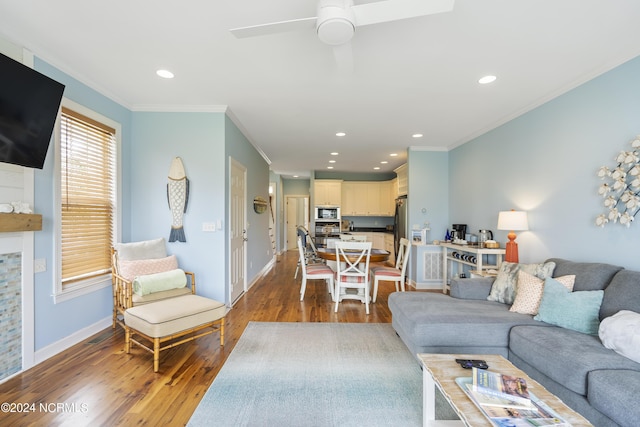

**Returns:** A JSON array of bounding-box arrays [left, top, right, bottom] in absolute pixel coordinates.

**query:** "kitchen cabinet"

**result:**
[[371, 232, 385, 250], [341, 182, 368, 215], [384, 233, 395, 265], [394, 164, 407, 196], [314, 180, 342, 206], [341, 181, 394, 216]]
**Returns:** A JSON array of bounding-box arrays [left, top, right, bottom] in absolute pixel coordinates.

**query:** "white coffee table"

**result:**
[[419, 353, 593, 427]]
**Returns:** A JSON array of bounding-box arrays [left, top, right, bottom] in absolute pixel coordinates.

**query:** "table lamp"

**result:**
[[497, 210, 529, 263]]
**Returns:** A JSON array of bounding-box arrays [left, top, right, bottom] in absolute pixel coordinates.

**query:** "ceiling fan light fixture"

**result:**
[[316, 3, 355, 45]]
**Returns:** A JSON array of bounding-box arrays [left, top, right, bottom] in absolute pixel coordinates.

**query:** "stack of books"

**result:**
[[456, 368, 571, 427]]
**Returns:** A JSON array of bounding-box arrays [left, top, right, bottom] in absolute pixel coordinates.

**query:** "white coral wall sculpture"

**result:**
[[597, 135, 640, 227]]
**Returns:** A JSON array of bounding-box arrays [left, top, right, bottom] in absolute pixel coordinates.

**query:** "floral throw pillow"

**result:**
[[510, 271, 575, 315], [487, 261, 556, 305]]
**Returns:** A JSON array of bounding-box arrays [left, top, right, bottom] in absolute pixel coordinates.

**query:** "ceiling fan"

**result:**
[[230, 0, 455, 47]]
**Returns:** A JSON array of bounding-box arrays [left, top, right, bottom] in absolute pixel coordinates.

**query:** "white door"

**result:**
[[285, 196, 309, 250], [229, 158, 247, 305]]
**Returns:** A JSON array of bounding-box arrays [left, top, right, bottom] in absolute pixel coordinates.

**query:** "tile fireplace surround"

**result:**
[[0, 251, 22, 380]]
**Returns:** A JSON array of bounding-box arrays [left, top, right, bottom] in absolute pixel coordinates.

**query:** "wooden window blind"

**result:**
[[60, 107, 116, 285]]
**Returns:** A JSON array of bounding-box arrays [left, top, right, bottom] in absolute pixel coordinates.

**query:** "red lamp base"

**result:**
[[504, 231, 519, 263]]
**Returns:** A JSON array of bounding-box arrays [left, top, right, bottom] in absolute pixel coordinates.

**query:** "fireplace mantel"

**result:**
[[0, 213, 42, 232]]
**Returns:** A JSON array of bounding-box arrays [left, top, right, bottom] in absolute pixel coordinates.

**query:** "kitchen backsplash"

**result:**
[[341, 216, 394, 229]]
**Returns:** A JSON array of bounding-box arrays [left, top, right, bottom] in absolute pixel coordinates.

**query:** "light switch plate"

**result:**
[[34, 258, 46, 273]]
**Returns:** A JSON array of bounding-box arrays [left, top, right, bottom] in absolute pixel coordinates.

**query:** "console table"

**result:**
[[440, 243, 505, 293]]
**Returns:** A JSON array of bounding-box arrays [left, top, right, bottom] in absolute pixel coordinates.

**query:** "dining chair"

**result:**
[[294, 226, 323, 279], [334, 241, 372, 314], [371, 237, 411, 303], [297, 236, 335, 301]]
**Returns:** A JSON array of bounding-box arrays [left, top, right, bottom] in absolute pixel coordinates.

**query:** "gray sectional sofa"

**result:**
[[388, 258, 640, 427]]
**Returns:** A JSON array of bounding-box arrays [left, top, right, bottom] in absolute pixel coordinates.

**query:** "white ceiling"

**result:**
[[1, 0, 640, 178]]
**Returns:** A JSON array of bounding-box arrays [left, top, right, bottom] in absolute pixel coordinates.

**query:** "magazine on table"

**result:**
[[472, 367, 532, 407], [456, 376, 571, 427]]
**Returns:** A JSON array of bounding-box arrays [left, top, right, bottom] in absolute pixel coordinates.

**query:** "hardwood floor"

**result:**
[[0, 249, 421, 426]]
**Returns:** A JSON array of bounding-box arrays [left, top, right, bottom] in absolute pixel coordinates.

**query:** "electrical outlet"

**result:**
[[34, 258, 46, 273]]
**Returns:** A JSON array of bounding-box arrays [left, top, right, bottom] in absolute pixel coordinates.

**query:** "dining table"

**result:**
[[316, 247, 390, 264]]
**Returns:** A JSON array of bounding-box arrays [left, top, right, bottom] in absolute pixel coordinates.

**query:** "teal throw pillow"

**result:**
[[534, 277, 604, 335]]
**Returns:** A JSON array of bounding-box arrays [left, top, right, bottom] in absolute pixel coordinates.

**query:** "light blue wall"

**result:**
[[449, 55, 640, 269], [283, 178, 310, 195], [408, 149, 449, 242], [225, 115, 272, 288], [32, 58, 132, 350], [130, 112, 227, 302]]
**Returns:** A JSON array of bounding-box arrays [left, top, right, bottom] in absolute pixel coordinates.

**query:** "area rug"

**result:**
[[188, 322, 423, 426]]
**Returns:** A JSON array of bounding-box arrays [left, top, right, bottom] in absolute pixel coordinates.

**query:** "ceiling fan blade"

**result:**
[[352, 0, 454, 27], [230, 17, 317, 39]]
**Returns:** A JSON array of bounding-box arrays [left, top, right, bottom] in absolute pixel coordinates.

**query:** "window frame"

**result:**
[[53, 98, 121, 303]]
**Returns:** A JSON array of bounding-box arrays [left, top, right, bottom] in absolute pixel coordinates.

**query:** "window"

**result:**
[[54, 99, 120, 302]]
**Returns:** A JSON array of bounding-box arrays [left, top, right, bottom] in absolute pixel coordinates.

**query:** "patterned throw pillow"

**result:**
[[510, 272, 575, 315], [118, 255, 178, 281], [487, 261, 556, 305]]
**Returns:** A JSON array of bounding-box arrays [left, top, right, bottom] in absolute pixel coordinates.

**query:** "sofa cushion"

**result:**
[[546, 258, 623, 291], [599, 310, 640, 363], [388, 292, 541, 348], [600, 269, 640, 319], [534, 278, 604, 335], [125, 294, 225, 338], [450, 277, 494, 300], [487, 261, 555, 305], [509, 325, 640, 396], [588, 370, 640, 427]]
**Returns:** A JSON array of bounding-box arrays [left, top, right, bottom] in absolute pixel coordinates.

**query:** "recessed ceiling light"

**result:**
[[478, 75, 497, 84], [373, 167, 380, 170], [412, 133, 423, 138], [156, 69, 174, 79], [293, 175, 299, 178], [380, 161, 388, 164], [336, 132, 346, 137], [330, 152, 339, 156], [327, 166, 334, 169], [390, 153, 398, 157], [329, 160, 336, 163]]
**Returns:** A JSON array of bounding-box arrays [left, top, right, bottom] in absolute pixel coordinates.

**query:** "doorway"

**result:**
[[285, 195, 310, 250], [229, 158, 247, 305]]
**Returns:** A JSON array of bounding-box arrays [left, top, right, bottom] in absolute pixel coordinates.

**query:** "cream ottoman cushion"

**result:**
[[125, 294, 225, 338]]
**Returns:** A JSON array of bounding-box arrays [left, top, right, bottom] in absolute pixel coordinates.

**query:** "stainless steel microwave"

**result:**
[[315, 206, 340, 222]]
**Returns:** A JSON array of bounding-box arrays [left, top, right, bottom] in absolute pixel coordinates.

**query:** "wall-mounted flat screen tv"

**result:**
[[0, 52, 65, 169]]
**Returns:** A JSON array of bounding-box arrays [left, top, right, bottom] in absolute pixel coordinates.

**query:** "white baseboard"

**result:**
[[408, 279, 442, 291], [34, 316, 112, 365], [247, 257, 275, 290]]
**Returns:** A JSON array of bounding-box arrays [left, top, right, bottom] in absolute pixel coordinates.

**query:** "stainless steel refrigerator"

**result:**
[[394, 195, 407, 260]]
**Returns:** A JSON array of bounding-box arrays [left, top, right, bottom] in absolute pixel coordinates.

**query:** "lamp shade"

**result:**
[[497, 210, 529, 231]]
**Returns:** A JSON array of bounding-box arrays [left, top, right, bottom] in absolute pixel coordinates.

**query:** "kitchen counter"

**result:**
[[341, 227, 393, 234]]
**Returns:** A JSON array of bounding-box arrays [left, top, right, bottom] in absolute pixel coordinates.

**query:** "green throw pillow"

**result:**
[[534, 277, 604, 335]]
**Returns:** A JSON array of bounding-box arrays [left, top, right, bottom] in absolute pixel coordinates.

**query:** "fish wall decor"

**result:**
[[167, 156, 189, 242]]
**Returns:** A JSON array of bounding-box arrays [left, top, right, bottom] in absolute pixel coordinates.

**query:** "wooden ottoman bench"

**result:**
[[124, 294, 225, 372]]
